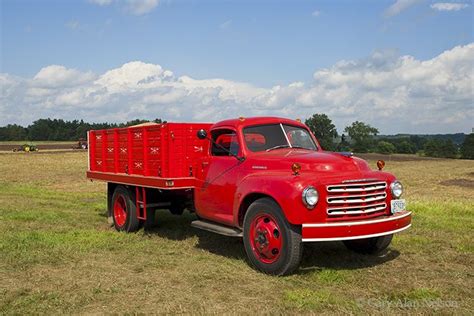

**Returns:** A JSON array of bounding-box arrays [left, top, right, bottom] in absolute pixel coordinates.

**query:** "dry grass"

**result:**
[[0, 152, 473, 314]]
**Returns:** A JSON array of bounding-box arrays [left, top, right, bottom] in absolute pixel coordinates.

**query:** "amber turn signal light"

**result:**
[[292, 163, 301, 175], [377, 160, 385, 171]]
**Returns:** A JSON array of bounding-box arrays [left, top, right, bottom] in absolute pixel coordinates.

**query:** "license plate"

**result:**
[[391, 199, 406, 214]]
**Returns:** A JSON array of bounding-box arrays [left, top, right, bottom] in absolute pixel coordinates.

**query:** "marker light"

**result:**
[[292, 163, 301, 175], [377, 160, 385, 170]]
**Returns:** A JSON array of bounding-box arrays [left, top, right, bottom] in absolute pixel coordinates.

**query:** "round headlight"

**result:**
[[390, 180, 403, 198], [302, 186, 319, 209]]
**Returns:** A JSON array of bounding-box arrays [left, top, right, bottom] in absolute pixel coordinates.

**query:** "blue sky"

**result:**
[[1, 0, 473, 133]]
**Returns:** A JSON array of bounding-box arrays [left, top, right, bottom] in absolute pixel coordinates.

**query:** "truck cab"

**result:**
[[87, 116, 411, 275]]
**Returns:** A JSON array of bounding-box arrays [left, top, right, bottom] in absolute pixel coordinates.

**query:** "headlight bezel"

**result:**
[[390, 180, 403, 199], [302, 186, 319, 209]]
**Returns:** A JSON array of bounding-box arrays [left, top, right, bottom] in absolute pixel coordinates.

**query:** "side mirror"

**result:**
[[197, 129, 207, 140]]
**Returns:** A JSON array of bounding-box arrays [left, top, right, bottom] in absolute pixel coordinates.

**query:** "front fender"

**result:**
[[233, 172, 327, 226]]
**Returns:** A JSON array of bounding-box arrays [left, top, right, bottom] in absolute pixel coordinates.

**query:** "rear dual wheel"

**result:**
[[169, 201, 185, 215], [112, 186, 140, 232], [243, 198, 302, 276]]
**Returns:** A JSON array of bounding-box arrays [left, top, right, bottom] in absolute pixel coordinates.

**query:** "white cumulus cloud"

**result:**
[[430, 2, 470, 11], [125, 0, 159, 15], [65, 20, 80, 30], [219, 20, 232, 30], [1, 44, 473, 134], [32, 65, 96, 88], [88, 0, 159, 15], [384, 0, 424, 17], [88, 0, 113, 5]]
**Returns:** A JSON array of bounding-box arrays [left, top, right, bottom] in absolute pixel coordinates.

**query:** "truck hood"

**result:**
[[247, 149, 371, 174]]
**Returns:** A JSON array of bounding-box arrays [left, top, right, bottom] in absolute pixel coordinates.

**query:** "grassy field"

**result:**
[[0, 151, 473, 314]]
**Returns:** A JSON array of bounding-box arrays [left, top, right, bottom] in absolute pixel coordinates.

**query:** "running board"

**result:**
[[191, 220, 243, 237]]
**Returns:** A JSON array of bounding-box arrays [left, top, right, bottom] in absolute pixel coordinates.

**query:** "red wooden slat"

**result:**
[[87, 122, 212, 183]]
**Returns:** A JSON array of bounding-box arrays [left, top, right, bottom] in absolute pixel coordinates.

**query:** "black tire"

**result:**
[[140, 208, 156, 230], [111, 186, 140, 233], [243, 198, 302, 275], [343, 234, 393, 254], [169, 202, 185, 215]]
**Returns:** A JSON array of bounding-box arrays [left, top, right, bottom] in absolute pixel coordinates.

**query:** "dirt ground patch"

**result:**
[[356, 153, 439, 162], [440, 178, 474, 189], [0, 143, 75, 151], [0, 149, 83, 156]]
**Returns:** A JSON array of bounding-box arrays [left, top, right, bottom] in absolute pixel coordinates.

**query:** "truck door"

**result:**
[[195, 128, 243, 225]]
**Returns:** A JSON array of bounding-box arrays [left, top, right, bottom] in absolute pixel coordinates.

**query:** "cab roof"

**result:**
[[212, 116, 308, 130]]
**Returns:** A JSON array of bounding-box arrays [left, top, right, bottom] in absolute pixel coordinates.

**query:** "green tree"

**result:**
[[409, 135, 426, 153], [28, 119, 55, 140], [344, 121, 379, 153], [439, 139, 458, 158], [424, 139, 440, 157], [460, 133, 474, 159], [376, 141, 396, 154], [424, 138, 458, 158], [337, 134, 351, 151], [17, 118, 163, 141], [0, 124, 28, 141], [305, 114, 338, 151], [396, 140, 416, 154]]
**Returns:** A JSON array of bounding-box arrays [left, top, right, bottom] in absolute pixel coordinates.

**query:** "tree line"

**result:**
[[1, 115, 473, 159], [0, 118, 161, 141], [305, 113, 473, 160]]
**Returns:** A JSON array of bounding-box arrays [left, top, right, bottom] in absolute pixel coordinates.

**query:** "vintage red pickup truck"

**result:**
[[87, 116, 411, 275]]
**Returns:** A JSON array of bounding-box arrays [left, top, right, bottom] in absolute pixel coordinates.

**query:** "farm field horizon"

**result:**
[[0, 151, 473, 314], [0, 141, 458, 162]]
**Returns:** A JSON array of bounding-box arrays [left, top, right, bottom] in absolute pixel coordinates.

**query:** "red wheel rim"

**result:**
[[249, 213, 282, 264], [113, 194, 127, 227]]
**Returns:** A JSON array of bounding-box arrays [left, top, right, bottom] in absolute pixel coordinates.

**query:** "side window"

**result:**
[[211, 129, 240, 156]]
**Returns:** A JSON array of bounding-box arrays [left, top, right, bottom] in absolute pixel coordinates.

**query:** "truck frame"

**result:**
[[87, 117, 411, 275]]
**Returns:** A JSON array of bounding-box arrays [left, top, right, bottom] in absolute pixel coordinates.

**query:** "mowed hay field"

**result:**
[[0, 151, 473, 314]]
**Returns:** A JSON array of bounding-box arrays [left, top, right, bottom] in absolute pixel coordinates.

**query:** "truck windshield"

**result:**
[[243, 124, 317, 152]]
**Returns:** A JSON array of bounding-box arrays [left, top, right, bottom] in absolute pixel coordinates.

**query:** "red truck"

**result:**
[[87, 117, 411, 275]]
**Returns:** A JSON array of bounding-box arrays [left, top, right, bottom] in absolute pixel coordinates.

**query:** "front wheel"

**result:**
[[343, 234, 393, 254], [243, 198, 302, 275]]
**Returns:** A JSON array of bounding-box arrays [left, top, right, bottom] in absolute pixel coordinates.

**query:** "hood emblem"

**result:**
[[337, 152, 354, 158], [342, 178, 378, 183]]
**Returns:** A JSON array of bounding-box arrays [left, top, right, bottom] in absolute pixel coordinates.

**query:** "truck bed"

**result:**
[[87, 122, 211, 189]]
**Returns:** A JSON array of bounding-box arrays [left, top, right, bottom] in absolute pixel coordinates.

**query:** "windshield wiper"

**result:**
[[291, 145, 314, 150], [266, 144, 290, 152]]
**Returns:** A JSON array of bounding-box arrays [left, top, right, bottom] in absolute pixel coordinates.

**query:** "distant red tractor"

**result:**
[[72, 138, 88, 150], [87, 117, 411, 275]]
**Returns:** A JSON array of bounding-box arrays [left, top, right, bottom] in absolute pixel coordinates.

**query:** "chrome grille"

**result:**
[[327, 181, 387, 193], [326, 181, 388, 220]]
